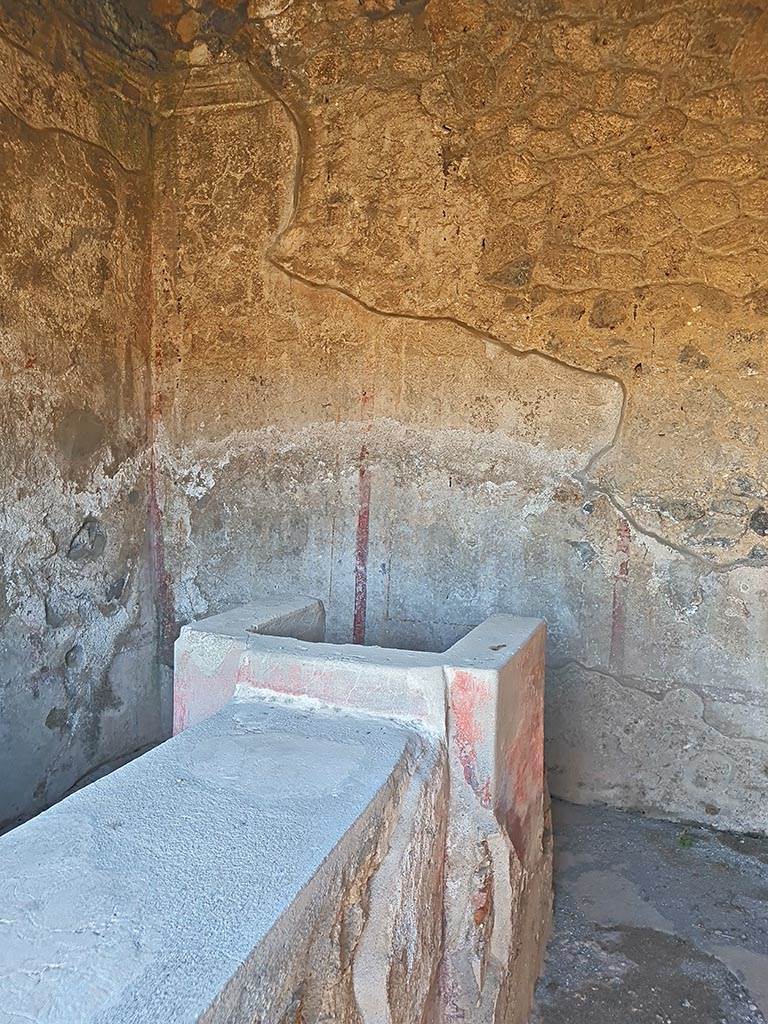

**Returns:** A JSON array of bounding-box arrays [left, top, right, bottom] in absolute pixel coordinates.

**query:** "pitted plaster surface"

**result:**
[[0, 2, 159, 830]]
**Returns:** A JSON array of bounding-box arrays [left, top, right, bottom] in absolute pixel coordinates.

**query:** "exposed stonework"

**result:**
[[148, 1, 768, 834]]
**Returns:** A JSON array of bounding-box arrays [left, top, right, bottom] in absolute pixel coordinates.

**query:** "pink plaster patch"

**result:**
[[240, 659, 337, 705], [502, 650, 544, 864], [173, 646, 244, 733], [450, 670, 492, 807]]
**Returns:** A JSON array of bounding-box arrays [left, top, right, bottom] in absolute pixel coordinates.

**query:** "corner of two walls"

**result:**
[[149, 2, 768, 837]]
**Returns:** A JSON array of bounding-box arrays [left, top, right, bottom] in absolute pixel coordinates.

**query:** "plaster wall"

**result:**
[[1, 0, 767, 836], [0, 4, 160, 829], [148, 0, 768, 834]]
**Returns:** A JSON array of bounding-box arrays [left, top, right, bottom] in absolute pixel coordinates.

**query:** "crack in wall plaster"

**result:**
[[0, 90, 144, 177], [552, 658, 768, 747], [235, 61, 764, 578]]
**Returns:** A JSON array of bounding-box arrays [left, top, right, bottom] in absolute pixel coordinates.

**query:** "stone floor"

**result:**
[[532, 800, 768, 1024]]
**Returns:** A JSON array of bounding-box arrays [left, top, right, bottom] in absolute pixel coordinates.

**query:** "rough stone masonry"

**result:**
[[0, 0, 766, 834]]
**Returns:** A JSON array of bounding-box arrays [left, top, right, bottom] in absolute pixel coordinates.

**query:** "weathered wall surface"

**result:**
[[0, 5, 161, 829], [148, 0, 768, 835], [2, 0, 765, 836]]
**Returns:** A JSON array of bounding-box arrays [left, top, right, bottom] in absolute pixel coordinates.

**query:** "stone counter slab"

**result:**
[[0, 695, 419, 1024]]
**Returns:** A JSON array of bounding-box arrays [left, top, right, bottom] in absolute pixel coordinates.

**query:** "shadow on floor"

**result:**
[[532, 800, 768, 1024]]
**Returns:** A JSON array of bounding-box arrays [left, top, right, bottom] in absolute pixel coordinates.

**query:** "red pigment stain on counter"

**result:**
[[503, 660, 545, 864], [450, 670, 492, 807], [174, 647, 243, 734], [240, 660, 336, 707]]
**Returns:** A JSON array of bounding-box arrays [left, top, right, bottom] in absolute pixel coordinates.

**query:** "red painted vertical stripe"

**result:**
[[352, 444, 371, 645], [609, 518, 631, 669]]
